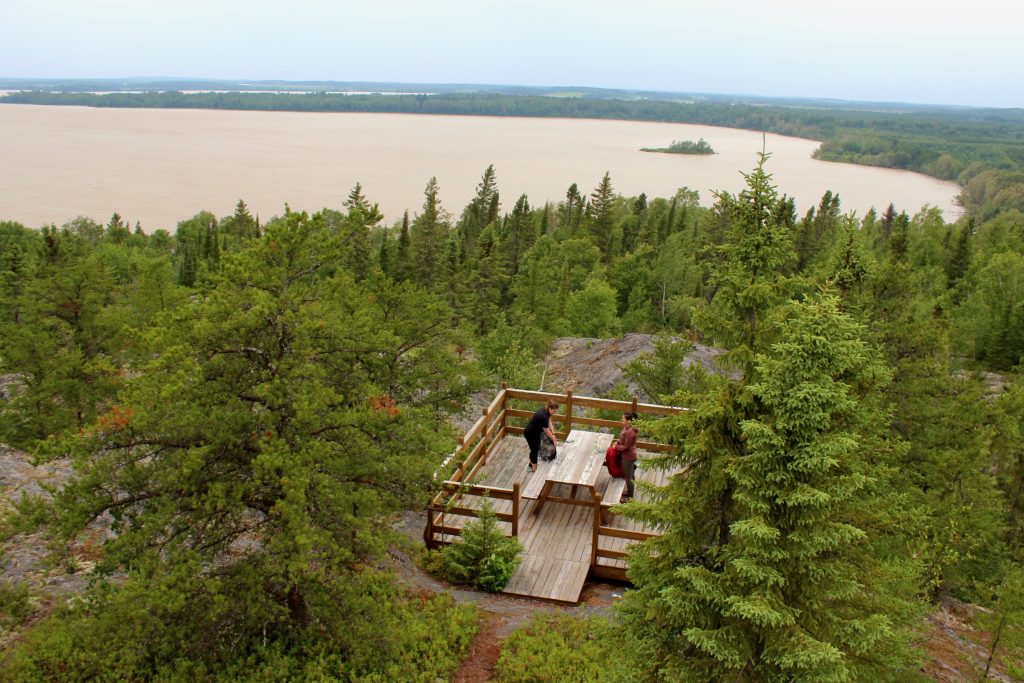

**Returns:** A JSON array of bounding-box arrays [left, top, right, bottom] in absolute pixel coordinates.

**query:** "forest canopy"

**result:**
[[1, 129, 1023, 677]]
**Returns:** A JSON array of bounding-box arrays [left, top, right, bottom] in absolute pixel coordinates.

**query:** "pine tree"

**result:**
[[377, 225, 392, 276], [944, 220, 972, 293], [825, 216, 876, 308], [411, 177, 448, 288], [36, 211, 474, 636], [693, 150, 797, 377], [439, 498, 523, 592], [466, 226, 507, 336], [585, 172, 617, 261], [394, 210, 412, 282], [0, 241, 122, 445], [621, 296, 919, 681], [561, 183, 584, 235], [501, 193, 533, 276], [224, 199, 259, 240], [622, 335, 692, 402], [340, 181, 384, 281], [794, 190, 842, 273], [458, 165, 500, 256]]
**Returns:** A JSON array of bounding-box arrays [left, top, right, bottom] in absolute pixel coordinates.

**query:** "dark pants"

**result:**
[[525, 432, 541, 465], [622, 458, 636, 497]]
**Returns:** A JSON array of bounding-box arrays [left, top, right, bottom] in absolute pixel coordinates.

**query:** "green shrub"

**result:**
[[0, 580, 32, 628], [493, 612, 629, 683], [1, 568, 478, 682], [439, 498, 523, 592]]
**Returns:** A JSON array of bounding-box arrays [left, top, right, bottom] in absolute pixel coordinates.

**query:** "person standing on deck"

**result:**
[[614, 412, 639, 500], [523, 399, 558, 473]]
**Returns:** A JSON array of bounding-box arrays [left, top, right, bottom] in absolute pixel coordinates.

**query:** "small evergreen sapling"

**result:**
[[440, 498, 523, 592]]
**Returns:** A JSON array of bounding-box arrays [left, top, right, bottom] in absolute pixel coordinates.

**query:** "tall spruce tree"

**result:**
[[501, 193, 533, 277], [338, 181, 384, 281], [394, 210, 412, 282], [620, 296, 918, 681], [411, 177, 448, 288], [694, 150, 797, 376], [458, 164, 500, 256], [585, 172, 617, 261]]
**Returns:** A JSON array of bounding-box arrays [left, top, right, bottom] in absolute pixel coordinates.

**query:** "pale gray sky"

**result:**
[[0, 0, 1019, 107]]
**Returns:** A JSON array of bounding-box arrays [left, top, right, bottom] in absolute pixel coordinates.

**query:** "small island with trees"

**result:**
[[640, 137, 715, 155]]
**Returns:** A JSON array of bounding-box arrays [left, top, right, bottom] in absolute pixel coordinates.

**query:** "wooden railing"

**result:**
[[425, 385, 682, 566], [425, 386, 516, 548], [502, 387, 682, 453]]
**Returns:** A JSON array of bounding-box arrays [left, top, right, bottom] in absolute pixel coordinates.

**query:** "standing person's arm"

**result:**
[[618, 428, 636, 453], [544, 415, 557, 443], [544, 424, 556, 443]]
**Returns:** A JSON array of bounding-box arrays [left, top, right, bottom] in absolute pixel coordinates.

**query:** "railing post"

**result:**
[[591, 492, 602, 568], [565, 390, 574, 435], [480, 406, 491, 465], [631, 395, 638, 416], [424, 509, 433, 548], [500, 382, 509, 436], [512, 482, 520, 538]]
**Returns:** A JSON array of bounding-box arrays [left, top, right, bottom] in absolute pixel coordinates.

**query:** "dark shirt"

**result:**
[[524, 407, 549, 438]]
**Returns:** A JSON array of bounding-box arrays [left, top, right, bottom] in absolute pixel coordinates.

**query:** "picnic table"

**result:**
[[520, 430, 615, 513]]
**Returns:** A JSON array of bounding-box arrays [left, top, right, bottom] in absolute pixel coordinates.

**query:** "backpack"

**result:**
[[539, 433, 558, 462]]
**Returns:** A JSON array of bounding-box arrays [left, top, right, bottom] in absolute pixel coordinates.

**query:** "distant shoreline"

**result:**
[[2, 88, 1019, 220]]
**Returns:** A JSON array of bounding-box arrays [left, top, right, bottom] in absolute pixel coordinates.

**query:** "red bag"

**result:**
[[605, 445, 623, 478]]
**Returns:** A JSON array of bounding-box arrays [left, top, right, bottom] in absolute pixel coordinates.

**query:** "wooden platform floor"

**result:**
[[435, 431, 676, 603]]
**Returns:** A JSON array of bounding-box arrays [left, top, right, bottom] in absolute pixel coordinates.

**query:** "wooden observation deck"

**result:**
[[424, 387, 683, 604]]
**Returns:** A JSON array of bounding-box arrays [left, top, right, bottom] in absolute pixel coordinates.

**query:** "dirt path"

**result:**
[[390, 512, 624, 682], [452, 611, 505, 683]]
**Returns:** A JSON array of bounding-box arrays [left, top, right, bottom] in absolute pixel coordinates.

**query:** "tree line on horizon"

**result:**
[[1, 154, 1023, 679]]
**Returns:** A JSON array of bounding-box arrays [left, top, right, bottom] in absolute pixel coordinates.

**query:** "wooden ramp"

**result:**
[[502, 495, 594, 603]]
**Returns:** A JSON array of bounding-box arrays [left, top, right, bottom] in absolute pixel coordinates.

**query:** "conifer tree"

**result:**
[[621, 296, 918, 681], [825, 216, 876, 308], [794, 190, 842, 273], [222, 199, 259, 241], [35, 210, 472, 637], [944, 220, 972, 294], [466, 226, 507, 336], [501, 193, 533, 276], [694, 151, 797, 376], [340, 181, 384, 281], [458, 165, 500, 256], [377, 225, 392, 276], [659, 195, 677, 245], [0, 239, 29, 324], [394, 210, 412, 282], [561, 183, 584, 235], [411, 177, 448, 288], [622, 335, 692, 402], [585, 172, 617, 261], [0, 238, 122, 445]]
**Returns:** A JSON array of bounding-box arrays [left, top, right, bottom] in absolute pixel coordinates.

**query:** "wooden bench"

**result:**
[[598, 474, 628, 524], [601, 476, 627, 506]]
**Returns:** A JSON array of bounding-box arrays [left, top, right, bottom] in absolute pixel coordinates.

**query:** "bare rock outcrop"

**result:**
[[543, 333, 726, 398]]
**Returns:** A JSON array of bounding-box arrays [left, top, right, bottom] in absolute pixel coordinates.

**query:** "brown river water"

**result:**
[[0, 105, 962, 231]]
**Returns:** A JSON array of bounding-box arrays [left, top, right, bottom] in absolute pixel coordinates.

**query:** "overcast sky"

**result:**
[[1, 0, 1019, 108]]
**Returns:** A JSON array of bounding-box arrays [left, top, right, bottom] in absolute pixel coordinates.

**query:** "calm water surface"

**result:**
[[0, 105, 962, 231]]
